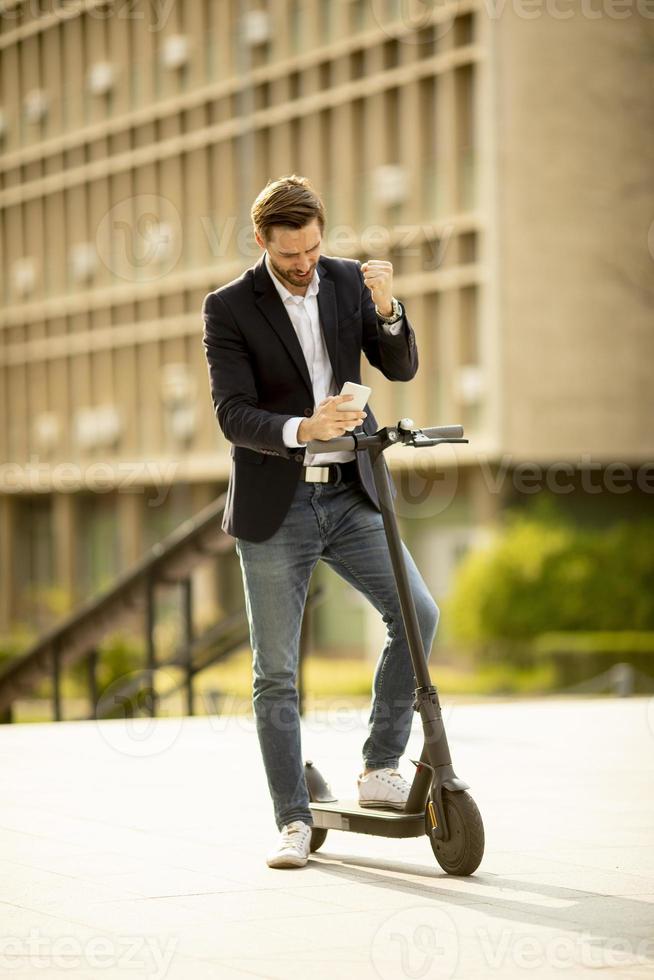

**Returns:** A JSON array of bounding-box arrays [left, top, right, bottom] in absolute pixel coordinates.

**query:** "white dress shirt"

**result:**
[[264, 250, 404, 467]]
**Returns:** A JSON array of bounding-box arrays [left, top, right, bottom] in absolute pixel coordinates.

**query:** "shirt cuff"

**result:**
[[282, 416, 307, 447], [380, 316, 404, 336]]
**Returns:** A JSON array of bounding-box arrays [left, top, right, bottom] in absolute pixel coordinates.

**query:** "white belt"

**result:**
[[302, 465, 332, 483]]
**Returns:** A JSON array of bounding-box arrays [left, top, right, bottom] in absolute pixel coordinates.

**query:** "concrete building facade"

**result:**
[[0, 0, 652, 646]]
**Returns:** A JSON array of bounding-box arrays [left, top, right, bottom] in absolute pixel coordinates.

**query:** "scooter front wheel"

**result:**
[[310, 827, 328, 852], [426, 790, 484, 876]]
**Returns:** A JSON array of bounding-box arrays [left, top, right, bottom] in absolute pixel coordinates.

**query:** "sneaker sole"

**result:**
[[266, 854, 309, 869], [358, 799, 407, 811]]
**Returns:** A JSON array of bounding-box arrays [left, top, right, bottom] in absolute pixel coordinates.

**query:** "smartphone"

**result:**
[[337, 381, 372, 430], [337, 381, 372, 411]]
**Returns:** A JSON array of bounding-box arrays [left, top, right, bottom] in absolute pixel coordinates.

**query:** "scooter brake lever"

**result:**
[[410, 434, 470, 447]]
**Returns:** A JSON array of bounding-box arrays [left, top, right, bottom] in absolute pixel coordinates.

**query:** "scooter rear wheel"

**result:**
[[310, 827, 328, 852], [426, 790, 484, 876]]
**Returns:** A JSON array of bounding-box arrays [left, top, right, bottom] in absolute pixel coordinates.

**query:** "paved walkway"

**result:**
[[0, 697, 652, 979]]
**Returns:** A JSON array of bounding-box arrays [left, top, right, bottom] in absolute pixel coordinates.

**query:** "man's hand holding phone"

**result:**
[[297, 394, 367, 443]]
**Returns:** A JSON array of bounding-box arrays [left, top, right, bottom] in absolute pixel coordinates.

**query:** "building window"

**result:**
[[459, 232, 477, 265], [454, 14, 475, 46], [383, 39, 400, 71]]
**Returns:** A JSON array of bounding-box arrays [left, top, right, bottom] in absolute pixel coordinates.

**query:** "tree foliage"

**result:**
[[447, 508, 654, 643]]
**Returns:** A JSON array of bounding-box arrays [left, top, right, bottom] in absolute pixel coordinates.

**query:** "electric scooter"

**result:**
[[303, 418, 485, 876]]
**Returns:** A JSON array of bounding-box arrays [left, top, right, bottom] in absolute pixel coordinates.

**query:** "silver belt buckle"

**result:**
[[304, 465, 330, 483]]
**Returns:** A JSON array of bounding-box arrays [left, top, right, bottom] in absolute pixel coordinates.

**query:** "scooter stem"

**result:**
[[369, 447, 469, 825], [368, 447, 433, 693]]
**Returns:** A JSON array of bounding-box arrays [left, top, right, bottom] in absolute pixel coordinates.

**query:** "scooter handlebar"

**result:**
[[419, 424, 464, 440], [306, 434, 357, 454], [306, 422, 466, 455]]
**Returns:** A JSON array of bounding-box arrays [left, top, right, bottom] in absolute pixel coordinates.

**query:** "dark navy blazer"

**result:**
[[202, 252, 419, 541]]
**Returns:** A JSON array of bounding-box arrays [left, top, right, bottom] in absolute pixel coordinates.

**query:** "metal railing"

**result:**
[[0, 493, 321, 724]]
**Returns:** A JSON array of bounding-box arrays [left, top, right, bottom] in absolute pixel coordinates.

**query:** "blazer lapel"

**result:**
[[316, 262, 340, 388], [253, 254, 313, 398]]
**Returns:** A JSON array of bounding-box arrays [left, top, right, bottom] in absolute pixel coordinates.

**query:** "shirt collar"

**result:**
[[264, 250, 320, 303]]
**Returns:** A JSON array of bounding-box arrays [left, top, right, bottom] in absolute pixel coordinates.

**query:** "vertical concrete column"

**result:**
[[138, 4, 158, 105], [330, 87, 355, 231], [270, 119, 293, 179], [476, 10, 502, 452], [440, 288, 461, 421], [399, 78, 422, 228], [52, 492, 77, 612], [215, 0, 235, 78], [0, 495, 14, 632], [436, 68, 456, 217], [300, 110, 322, 191], [191, 484, 221, 632], [117, 491, 144, 570], [270, 0, 292, 61], [364, 45, 386, 231], [86, 6, 106, 127], [107, 6, 130, 117], [214, 139, 236, 261], [305, 0, 321, 47], [410, 293, 430, 423], [184, 0, 207, 90], [329, 1, 350, 38]]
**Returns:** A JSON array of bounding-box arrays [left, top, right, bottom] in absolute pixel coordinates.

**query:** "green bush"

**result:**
[[446, 509, 654, 651]]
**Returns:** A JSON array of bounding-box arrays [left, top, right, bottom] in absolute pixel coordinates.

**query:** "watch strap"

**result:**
[[375, 297, 403, 324]]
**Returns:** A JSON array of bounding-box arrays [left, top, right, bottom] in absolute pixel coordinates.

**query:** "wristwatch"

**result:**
[[375, 296, 403, 325]]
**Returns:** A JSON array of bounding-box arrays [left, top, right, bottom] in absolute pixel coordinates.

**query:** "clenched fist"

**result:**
[[361, 259, 394, 316]]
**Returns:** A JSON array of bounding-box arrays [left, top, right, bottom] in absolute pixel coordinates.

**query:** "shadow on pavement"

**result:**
[[308, 850, 654, 958]]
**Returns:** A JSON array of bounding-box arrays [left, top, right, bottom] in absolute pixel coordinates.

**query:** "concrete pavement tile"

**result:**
[[154, 884, 349, 922], [160, 918, 332, 960], [157, 954, 277, 980], [86, 866, 251, 899], [540, 845, 654, 876], [0, 865, 143, 912], [218, 949, 382, 980], [208, 851, 369, 889], [0, 900, 177, 978], [44, 894, 205, 937], [279, 868, 588, 915], [1, 699, 652, 980], [0, 826, 99, 871], [498, 867, 654, 897], [26, 849, 163, 880]]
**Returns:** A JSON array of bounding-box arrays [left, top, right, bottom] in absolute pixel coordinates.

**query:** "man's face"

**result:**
[[257, 219, 322, 291]]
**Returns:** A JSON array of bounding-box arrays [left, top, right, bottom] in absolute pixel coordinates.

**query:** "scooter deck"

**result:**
[[310, 799, 426, 838]]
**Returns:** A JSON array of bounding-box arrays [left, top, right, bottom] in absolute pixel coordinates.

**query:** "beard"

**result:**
[[269, 257, 316, 288]]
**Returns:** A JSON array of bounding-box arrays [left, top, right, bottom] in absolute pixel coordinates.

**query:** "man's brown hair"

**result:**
[[251, 174, 326, 242]]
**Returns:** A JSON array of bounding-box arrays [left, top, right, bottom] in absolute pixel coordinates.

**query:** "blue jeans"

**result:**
[[235, 474, 440, 830]]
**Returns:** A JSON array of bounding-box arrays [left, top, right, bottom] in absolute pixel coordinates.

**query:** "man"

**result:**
[[202, 175, 439, 869]]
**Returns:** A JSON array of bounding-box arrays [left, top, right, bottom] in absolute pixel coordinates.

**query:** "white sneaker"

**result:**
[[357, 768, 411, 810], [266, 820, 312, 869]]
